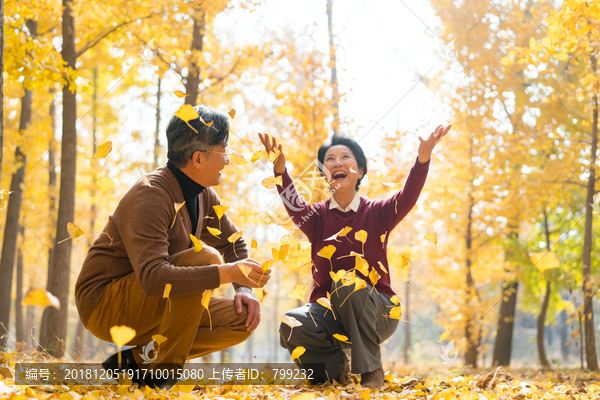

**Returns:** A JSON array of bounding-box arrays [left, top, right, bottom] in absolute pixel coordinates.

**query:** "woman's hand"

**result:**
[[258, 133, 286, 175], [418, 124, 452, 164]]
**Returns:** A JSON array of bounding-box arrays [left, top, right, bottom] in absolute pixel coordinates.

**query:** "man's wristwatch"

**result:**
[[236, 286, 252, 294]]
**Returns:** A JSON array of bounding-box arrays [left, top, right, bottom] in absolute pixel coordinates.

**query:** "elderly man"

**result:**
[[75, 105, 270, 386]]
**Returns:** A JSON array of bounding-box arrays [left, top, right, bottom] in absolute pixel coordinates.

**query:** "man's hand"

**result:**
[[234, 289, 261, 332], [258, 133, 286, 175], [218, 259, 272, 288], [418, 124, 452, 164]]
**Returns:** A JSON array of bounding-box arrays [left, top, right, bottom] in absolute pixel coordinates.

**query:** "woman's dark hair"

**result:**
[[318, 135, 368, 191], [166, 105, 230, 168]]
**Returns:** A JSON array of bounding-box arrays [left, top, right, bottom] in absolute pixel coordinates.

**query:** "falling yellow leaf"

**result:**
[[279, 243, 290, 261], [239, 264, 253, 278], [110, 325, 136, 365], [382, 182, 397, 187], [299, 262, 314, 275], [262, 175, 283, 189], [354, 254, 369, 276], [280, 315, 302, 340], [277, 105, 294, 116], [289, 284, 307, 303], [529, 252, 561, 276], [256, 288, 268, 302], [207, 227, 221, 238], [228, 231, 243, 258], [163, 283, 172, 311], [271, 247, 280, 261], [424, 231, 438, 245], [202, 290, 213, 329], [390, 295, 401, 305], [380, 232, 387, 249], [291, 346, 305, 363], [318, 245, 337, 270], [97, 177, 115, 191], [377, 261, 388, 274], [190, 234, 203, 252], [174, 90, 189, 98], [325, 226, 353, 243], [269, 147, 281, 163], [317, 297, 336, 320], [355, 230, 368, 254], [151, 334, 168, 345], [22, 288, 60, 309], [251, 239, 258, 249], [439, 325, 453, 342], [262, 260, 274, 273], [369, 269, 381, 292], [140, 170, 153, 187], [94, 141, 113, 158], [175, 104, 200, 133], [212, 204, 227, 230], [170, 202, 187, 229], [298, 240, 311, 251], [0, 188, 12, 211], [329, 269, 347, 283], [230, 152, 248, 165], [228, 109, 236, 119], [251, 150, 262, 163], [390, 306, 402, 320], [58, 222, 85, 244], [340, 278, 367, 306], [333, 333, 350, 343]]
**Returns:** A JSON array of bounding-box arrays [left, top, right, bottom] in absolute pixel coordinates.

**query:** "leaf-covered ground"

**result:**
[[2, 353, 600, 400]]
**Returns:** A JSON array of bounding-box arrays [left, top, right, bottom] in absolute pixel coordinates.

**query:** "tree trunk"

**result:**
[[40, 0, 77, 358], [25, 300, 34, 346], [48, 90, 57, 273], [581, 54, 599, 371], [559, 308, 569, 363], [403, 274, 410, 364], [15, 225, 25, 344], [465, 189, 479, 367], [73, 320, 86, 359], [153, 76, 161, 169], [537, 209, 552, 369], [326, 0, 340, 135], [0, 84, 33, 348], [184, 13, 205, 106], [0, 0, 4, 187]]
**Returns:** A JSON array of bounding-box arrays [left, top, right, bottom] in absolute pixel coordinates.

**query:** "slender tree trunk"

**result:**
[[40, 0, 77, 358], [73, 320, 86, 359], [154, 76, 161, 169], [0, 82, 33, 348], [403, 275, 410, 364], [0, 0, 4, 186], [581, 54, 599, 371], [184, 12, 205, 106], [326, 0, 340, 135], [15, 225, 25, 344], [25, 301, 34, 346], [465, 190, 479, 367], [559, 308, 569, 363], [537, 209, 552, 368], [48, 90, 57, 271]]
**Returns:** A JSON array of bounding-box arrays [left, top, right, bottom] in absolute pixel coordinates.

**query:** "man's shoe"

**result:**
[[102, 349, 144, 387], [360, 366, 384, 388], [336, 355, 352, 385]]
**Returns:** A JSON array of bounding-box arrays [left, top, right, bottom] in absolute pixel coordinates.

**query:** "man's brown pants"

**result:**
[[86, 246, 251, 367]]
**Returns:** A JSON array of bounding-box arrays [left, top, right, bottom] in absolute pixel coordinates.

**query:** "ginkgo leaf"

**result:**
[[58, 222, 85, 244], [439, 325, 453, 342], [289, 284, 307, 303], [174, 90, 189, 98], [190, 234, 203, 252], [380, 232, 387, 249], [354, 254, 369, 276], [377, 261, 388, 274], [262, 260, 274, 272], [325, 226, 353, 243], [277, 105, 294, 116], [151, 334, 168, 345], [424, 231, 438, 245], [94, 141, 113, 158], [280, 315, 302, 340], [269, 147, 281, 163], [256, 288, 268, 302], [390, 295, 401, 305], [279, 243, 290, 261], [262, 176, 283, 189], [207, 227, 221, 238], [400, 254, 410, 283], [329, 270, 346, 283], [170, 202, 186, 228], [340, 278, 367, 306], [228, 231, 243, 258], [333, 333, 350, 343], [22, 288, 60, 309], [213, 204, 227, 230], [0, 189, 12, 211], [198, 115, 215, 128], [369, 269, 381, 293], [318, 245, 337, 270], [355, 230, 368, 254], [389, 306, 402, 320], [163, 283, 172, 311], [251, 239, 258, 249], [140, 171, 153, 187], [239, 264, 253, 278], [230, 152, 248, 165], [175, 104, 200, 134], [202, 290, 213, 330], [298, 240, 311, 251], [110, 325, 136, 365], [271, 247, 280, 261], [529, 252, 561, 276], [291, 346, 305, 363], [251, 151, 262, 163], [228, 109, 236, 119], [299, 262, 314, 275], [96, 177, 115, 191]]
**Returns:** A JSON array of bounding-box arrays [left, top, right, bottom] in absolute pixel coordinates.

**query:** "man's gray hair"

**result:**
[[166, 105, 230, 168]]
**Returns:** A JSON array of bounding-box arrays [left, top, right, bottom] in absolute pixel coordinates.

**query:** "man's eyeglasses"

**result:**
[[192, 149, 231, 159]]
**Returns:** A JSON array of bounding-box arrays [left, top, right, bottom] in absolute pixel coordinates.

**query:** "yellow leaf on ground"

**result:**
[[292, 393, 316, 400], [110, 325, 136, 348], [189, 234, 203, 252], [175, 104, 199, 133], [291, 346, 305, 362], [228, 109, 236, 119], [289, 284, 307, 303], [94, 141, 113, 158], [22, 288, 60, 309], [424, 231, 438, 244], [174, 90, 189, 98], [277, 105, 294, 116]]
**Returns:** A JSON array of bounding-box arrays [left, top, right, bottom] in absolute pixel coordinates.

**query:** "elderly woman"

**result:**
[[258, 125, 450, 387]]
